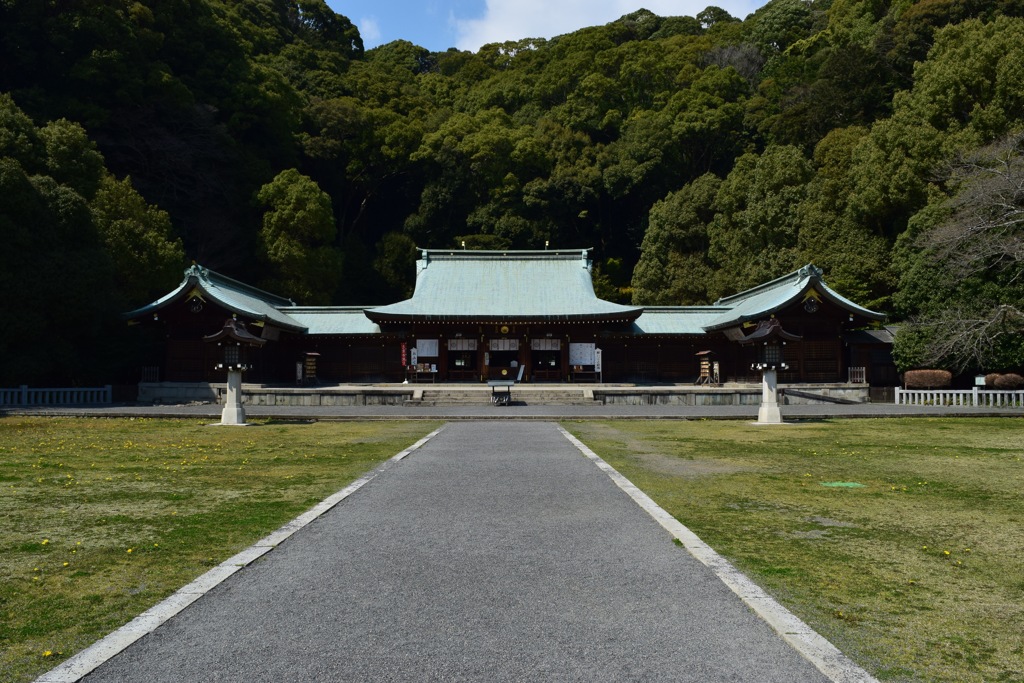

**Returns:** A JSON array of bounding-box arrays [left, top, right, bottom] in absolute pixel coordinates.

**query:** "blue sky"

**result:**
[[325, 1, 767, 53]]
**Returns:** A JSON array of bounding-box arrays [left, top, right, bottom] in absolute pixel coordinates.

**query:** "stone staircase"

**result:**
[[405, 386, 599, 406]]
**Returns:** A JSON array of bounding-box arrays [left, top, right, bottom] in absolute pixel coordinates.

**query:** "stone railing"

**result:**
[[0, 385, 112, 407], [895, 387, 1024, 407]]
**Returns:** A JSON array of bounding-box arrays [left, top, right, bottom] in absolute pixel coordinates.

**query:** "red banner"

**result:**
[[400, 342, 407, 367]]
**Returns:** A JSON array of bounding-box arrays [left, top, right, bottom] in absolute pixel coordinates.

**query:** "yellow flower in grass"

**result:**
[[43, 650, 53, 657]]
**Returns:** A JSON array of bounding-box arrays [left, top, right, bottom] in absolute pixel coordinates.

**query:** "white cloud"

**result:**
[[455, 0, 763, 51], [359, 16, 382, 45]]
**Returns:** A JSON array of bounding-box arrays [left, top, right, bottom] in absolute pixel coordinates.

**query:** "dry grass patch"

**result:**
[[565, 418, 1024, 683], [0, 416, 439, 683]]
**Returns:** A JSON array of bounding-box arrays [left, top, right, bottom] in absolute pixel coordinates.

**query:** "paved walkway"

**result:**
[[42, 422, 875, 682]]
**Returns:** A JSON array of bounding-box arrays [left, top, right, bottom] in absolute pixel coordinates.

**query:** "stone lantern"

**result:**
[[204, 318, 265, 425], [738, 319, 801, 424]]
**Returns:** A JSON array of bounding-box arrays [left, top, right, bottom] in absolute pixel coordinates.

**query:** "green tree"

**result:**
[[0, 158, 120, 385], [632, 173, 721, 304], [0, 93, 43, 168], [373, 232, 417, 298], [255, 169, 342, 304], [39, 118, 106, 200], [707, 145, 813, 294], [91, 175, 186, 306], [797, 126, 893, 308]]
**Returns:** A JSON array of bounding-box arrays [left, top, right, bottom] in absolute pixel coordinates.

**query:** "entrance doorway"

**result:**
[[487, 338, 519, 380], [530, 338, 562, 381]]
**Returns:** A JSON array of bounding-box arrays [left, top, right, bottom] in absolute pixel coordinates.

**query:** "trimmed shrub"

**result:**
[[985, 373, 1001, 387], [992, 373, 1024, 390], [903, 369, 953, 389]]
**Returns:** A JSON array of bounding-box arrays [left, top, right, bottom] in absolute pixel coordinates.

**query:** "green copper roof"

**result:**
[[631, 308, 729, 335], [282, 307, 381, 335], [366, 249, 643, 323], [126, 259, 887, 341], [125, 265, 307, 332], [703, 264, 884, 331]]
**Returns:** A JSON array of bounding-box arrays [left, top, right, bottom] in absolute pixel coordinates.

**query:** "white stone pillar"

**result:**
[[758, 368, 783, 424], [221, 369, 247, 425]]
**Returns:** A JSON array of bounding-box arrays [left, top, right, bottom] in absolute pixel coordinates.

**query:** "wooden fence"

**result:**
[[0, 385, 112, 407], [895, 387, 1024, 407]]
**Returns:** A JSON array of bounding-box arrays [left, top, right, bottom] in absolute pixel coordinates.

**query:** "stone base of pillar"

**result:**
[[758, 402, 782, 424], [221, 403, 247, 425]]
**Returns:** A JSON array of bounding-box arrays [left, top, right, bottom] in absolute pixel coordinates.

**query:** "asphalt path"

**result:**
[[74, 421, 839, 682]]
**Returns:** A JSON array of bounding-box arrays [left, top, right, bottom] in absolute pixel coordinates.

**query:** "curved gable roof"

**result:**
[[366, 249, 642, 323], [125, 265, 307, 332], [703, 264, 884, 331]]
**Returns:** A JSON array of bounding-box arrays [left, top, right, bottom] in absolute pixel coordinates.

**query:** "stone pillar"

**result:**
[[221, 369, 247, 425], [758, 368, 783, 424]]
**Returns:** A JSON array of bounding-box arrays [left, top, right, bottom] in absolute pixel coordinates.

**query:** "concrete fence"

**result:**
[[0, 385, 112, 407], [895, 387, 1024, 407]]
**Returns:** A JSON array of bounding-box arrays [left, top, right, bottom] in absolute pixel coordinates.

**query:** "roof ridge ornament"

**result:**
[[798, 264, 823, 279], [184, 263, 209, 280]]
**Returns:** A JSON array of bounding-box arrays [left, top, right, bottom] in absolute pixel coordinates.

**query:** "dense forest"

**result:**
[[2, 0, 1023, 385]]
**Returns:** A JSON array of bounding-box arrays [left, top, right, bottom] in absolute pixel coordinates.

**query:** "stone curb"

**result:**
[[558, 426, 880, 683]]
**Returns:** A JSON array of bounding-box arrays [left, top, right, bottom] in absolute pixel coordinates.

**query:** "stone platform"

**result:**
[[137, 381, 872, 407]]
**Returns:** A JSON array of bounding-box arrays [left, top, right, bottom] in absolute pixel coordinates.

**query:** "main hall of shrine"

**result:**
[[126, 248, 895, 386]]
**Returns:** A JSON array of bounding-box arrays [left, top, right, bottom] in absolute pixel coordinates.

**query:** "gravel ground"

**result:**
[[78, 422, 834, 683]]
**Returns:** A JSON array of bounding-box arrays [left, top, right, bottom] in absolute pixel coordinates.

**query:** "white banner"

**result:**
[[569, 342, 596, 365], [530, 338, 562, 351], [489, 338, 519, 351], [416, 339, 439, 357]]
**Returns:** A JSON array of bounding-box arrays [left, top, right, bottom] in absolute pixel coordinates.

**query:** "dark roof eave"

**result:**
[[365, 311, 642, 324]]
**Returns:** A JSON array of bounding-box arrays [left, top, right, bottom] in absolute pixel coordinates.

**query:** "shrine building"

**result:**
[[126, 248, 894, 387]]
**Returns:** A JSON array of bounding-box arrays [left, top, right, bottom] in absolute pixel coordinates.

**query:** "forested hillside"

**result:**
[[2, 0, 1023, 384]]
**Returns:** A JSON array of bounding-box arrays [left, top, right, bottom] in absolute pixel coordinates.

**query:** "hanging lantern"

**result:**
[[204, 319, 266, 372], [737, 319, 801, 371]]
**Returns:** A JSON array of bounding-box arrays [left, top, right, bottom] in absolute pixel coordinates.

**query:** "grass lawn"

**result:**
[[565, 417, 1024, 683], [0, 416, 439, 683]]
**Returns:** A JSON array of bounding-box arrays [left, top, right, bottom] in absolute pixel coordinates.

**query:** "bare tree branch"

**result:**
[[910, 304, 1024, 372], [923, 132, 1024, 283]]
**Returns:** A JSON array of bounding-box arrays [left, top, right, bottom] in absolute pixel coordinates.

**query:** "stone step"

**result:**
[[405, 387, 599, 406]]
